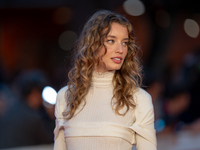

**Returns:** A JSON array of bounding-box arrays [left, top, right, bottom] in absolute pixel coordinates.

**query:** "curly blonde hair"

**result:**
[[63, 10, 142, 120]]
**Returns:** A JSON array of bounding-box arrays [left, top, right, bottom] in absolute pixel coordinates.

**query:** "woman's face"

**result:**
[[96, 23, 129, 73]]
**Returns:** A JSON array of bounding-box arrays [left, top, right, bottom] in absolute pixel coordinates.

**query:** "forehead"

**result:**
[[108, 23, 128, 37]]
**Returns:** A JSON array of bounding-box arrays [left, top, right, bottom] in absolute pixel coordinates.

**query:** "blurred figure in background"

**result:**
[[0, 70, 54, 149], [156, 48, 200, 150], [162, 84, 191, 133], [0, 84, 16, 118], [179, 48, 200, 132]]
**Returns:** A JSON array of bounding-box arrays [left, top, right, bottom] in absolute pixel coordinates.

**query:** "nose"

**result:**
[[115, 43, 123, 53]]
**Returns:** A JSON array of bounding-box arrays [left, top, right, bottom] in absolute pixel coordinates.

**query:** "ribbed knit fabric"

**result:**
[[54, 71, 157, 150]]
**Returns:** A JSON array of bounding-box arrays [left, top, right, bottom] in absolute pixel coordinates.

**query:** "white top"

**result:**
[[53, 71, 157, 150]]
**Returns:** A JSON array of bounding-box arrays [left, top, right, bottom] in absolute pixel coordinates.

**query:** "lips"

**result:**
[[111, 57, 123, 64]]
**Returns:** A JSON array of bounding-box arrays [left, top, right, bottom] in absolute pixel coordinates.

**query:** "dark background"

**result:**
[[0, 0, 199, 90], [0, 0, 200, 149]]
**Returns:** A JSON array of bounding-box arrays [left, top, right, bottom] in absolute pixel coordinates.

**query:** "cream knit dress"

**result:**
[[54, 71, 157, 150]]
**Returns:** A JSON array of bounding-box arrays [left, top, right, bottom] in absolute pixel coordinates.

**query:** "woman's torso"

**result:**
[[63, 72, 136, 150]]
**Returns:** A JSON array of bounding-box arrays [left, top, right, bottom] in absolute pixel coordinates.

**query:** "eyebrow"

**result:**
[[107, 35, 129, 41]]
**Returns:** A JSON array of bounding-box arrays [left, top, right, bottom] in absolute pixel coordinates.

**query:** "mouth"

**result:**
[[111, 57, 123, 64], [112, 58, 121, 60]]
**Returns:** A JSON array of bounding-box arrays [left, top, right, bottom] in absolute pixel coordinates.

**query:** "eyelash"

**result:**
[[106, 40, 128, 46], [107, 40, 114, 44], [123, 42, 128, 46]]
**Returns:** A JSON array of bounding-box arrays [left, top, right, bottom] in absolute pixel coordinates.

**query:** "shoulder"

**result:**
[[57, 86, 68, 96], [133, 88, 153, 108], [56, 86, 68, 106], [134, 88, 151, 100], [54, 86, 68, 118]]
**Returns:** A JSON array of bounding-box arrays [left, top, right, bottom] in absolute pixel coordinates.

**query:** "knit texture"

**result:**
[[54, 71, 157, 150]]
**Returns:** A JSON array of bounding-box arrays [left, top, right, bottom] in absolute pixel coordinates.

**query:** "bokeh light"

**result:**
[[58, 30, 77, 50], [155, 119, 166, 132], [42, 86, 57, 105], [123, 0, 145, 16], [184, 19, 199, 38]]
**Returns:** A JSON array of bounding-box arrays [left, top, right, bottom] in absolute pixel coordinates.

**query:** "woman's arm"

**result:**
[[133, 88, 157, 150], [53, 86, 68, 150], [54, 130, 67, 150]]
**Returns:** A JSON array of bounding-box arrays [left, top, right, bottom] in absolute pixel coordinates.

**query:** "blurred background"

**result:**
[[0, 0, 200, 150]]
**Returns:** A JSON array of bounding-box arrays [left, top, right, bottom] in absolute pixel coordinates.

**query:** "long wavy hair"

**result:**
[[63, 10, 142, 120]]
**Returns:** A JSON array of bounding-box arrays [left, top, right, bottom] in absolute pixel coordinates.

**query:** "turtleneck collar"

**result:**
[[91, 71, 115, 88]]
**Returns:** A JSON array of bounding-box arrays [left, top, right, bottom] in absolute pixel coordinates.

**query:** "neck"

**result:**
[[94, 68, 115, 74], [91, 70, 115, 88], [93, 70, 115, 76]]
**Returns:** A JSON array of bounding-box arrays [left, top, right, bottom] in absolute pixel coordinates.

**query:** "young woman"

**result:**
[[54, 10, 157, 150]]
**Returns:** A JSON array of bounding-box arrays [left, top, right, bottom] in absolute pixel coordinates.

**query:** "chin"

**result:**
[[106, 64, 123, 71]]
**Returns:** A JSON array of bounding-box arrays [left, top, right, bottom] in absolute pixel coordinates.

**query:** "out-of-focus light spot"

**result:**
[[58, 30, 77, 50], [42, 86, 57, 105], [123, 0, 145, 16], [184, 19, 199, 38], [155, 9, 170, 28], [52, 7, 72, 25], [155, 119, 165, 132]]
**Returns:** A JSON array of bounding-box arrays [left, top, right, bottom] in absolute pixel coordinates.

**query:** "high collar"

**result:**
[[91, 71, 115, 88]]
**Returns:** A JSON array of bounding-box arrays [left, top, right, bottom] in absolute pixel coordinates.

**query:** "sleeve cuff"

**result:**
[[130, 123, 157, 146], [54, 119, 65, 141]]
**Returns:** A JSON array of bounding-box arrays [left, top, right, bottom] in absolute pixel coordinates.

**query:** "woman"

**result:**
[[54, 10, 157, 150]]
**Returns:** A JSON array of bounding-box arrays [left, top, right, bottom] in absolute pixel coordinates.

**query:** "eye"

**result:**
[[122, 41, 128, 46], [107, 40, 115, 44]]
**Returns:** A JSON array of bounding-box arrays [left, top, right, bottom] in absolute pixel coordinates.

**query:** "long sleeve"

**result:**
[[53, 86, 68, 150], [133, 88, 157, 150]]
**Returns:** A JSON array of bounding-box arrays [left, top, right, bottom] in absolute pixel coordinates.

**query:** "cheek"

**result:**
[[98, 47, 106, 56], [101, 47, 112, 59], [101, 53, 110, 62]]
